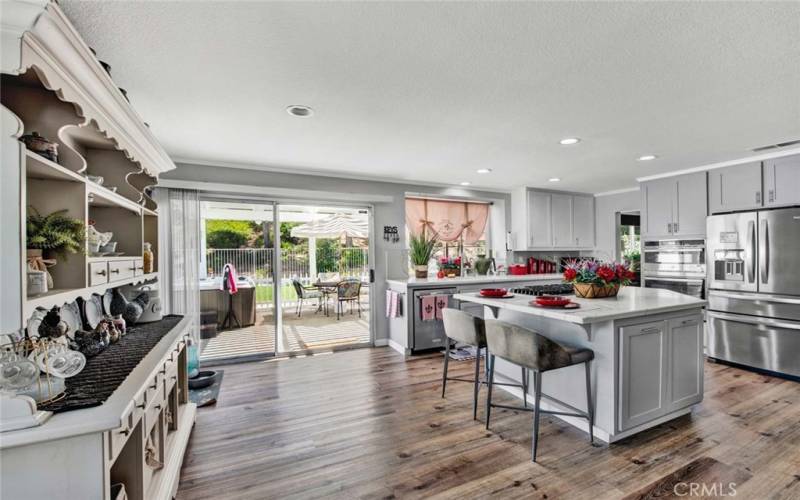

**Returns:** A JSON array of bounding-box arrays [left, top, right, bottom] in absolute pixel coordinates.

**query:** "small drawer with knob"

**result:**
[[133, 258, 145, 276], [107, 406, 135, 462], [108, 260, 135, 282], [89, 261, 109, 286]]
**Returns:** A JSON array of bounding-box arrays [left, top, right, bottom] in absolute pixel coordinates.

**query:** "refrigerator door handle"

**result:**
[[759, 219, 769, 284], [746, 220, 756, 284], [708, 311, 800, 331], [709, 290, 800, 305]]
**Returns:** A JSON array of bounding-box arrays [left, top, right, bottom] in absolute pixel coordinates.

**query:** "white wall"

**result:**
[[161, 163, 510, 343], [593, 189, 641, 261]]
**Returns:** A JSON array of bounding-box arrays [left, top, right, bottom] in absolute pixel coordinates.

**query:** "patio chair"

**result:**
[[291, 279, 323, 317], [335, 279, 362, 320]]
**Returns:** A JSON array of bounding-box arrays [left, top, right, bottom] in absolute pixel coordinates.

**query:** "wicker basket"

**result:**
[[573, 282, 620, 298]]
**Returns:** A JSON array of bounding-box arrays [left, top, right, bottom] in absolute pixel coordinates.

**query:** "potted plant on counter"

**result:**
[[409, 231, 437, 279], [562, 259, 635, 298], [26, 208, 85, 291]]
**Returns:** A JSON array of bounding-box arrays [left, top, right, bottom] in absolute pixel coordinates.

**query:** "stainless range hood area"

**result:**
[[706, 207, 800, 378]]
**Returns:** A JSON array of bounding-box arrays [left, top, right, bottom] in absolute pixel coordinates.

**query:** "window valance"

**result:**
[[405, 198, 489, 244]]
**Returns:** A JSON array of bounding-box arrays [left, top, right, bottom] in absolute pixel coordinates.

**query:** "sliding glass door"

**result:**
[[275, 204, 373, 354]]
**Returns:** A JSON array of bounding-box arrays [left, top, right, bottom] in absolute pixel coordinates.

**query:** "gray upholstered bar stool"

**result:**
[[441, 308, 529, 420], [483, 319, 594, 462]]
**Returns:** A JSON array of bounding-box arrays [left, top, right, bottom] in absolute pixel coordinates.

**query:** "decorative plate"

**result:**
[[535, 295, 572, 307], [102, 289, 114, 315], [84, 294, 105, 329], [479, 288, 508, 298], [26, 308, 48, 337], [60, 301, 83, 339]]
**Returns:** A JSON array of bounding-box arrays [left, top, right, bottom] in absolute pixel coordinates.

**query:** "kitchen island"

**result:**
[[386, 274, 563, 354], [454, 287, 706, 443]]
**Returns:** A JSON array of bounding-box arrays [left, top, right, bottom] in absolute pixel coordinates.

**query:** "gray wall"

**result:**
[[162, 163, 510, 343], [593, 189, 641, 261]]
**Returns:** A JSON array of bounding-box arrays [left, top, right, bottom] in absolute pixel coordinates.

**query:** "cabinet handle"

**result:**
[[110, 269, 120, 274], [768, 189, 774, 203], [149, 382, 158, 390], [119, 428, 130, 436], [674, 222, 679, 233], [136, 402, 146, 409], [681, 319, 698, 326], [171, 375, 178, 381], [756, 192, 761, 204], [154, 404, 162, 410], [640, 327, 661, 334], [160, 367, 167, 375], [97, 269, 107, 276]]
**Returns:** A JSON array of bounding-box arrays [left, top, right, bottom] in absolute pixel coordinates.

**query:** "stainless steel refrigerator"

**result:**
[[706, 207, 800, 377]]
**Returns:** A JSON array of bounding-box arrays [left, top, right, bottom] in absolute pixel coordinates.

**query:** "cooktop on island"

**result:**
[[511, 284, 574, 296]]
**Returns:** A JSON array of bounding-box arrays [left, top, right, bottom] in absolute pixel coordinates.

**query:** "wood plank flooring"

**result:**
[[177, 348, 800, 499]]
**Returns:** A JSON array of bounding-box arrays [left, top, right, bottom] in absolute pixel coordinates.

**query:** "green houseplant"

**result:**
[[26, 208, 85, 289], [409, 230, 437, 279]]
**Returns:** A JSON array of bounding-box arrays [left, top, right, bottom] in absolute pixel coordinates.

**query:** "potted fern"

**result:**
[[27, 208, 85, 289], [409, 230, 437, 279]]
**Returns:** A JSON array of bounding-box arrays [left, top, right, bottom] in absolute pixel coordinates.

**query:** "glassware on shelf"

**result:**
[[143, 242, 154, 273]]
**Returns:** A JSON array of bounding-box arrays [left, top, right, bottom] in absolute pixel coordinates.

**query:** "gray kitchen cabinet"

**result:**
[[668, 315, 703, 410], [764, 154, 800, 207], [551, 194, 573, 247], [512, 188, 596, 250], [673, 172, 707, 237], [572, 195, 595, 248], [527, 190, 553, 248], [641, 178, 675, 239], [641, 172, 707, 239], [619, 320, 668, 430], [708, 161, 763, 214]]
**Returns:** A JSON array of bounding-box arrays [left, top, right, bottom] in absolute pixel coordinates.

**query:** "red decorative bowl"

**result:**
[[480, 288, 508, 298], [534, 295, 571, 307]]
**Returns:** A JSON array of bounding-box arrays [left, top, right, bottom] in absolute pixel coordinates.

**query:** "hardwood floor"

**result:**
[[178, 348, 800, 499]]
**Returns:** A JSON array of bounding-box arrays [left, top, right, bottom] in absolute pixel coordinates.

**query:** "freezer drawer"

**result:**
[[707, 310, 800, 377]]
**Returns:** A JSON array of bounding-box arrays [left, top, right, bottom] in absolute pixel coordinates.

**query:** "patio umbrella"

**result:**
[[290, 213, 368, 239], [290, 213, 369, 281]]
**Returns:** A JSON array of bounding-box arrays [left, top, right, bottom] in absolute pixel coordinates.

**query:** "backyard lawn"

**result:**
[[255, 283, 297, 304]]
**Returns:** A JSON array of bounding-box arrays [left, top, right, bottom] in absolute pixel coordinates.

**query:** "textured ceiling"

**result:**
[[61, 1, 800, 193]]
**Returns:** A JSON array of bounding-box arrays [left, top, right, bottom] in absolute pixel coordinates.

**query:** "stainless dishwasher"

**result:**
[[411, 287, 457, 351]]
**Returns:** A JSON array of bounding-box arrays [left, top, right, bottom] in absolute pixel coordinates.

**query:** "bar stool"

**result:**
[[441, 308, 529, 420], [484, 319, 594, 462]]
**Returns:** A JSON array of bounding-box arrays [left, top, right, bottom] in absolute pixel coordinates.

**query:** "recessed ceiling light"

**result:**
[[460, 181, 472, 186], [637, 154, 658, 161], [559, 137, 580, 145], [549, 177, 561, 182], [287, 105, 313, 117], [476, 168, 492, 174]]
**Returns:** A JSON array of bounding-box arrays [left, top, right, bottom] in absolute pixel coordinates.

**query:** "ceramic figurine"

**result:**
[[110, 288, 149, 325], [19, 132, 58, 163], [38, 307, 67, 339]]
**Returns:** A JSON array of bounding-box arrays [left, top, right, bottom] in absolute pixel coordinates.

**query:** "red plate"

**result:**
[[534, 295, 572, 307], [531, 301, 579, 309], [480, 288, 508, 298]]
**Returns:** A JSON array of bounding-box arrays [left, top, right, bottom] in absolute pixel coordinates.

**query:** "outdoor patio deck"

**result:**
[[199, 301, 370, 362]]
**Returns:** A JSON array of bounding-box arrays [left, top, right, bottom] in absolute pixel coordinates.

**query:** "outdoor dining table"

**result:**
[[313, 280, 369, 316]]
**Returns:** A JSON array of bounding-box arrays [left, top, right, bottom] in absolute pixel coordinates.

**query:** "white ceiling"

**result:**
[[61, 1, 800, 193]]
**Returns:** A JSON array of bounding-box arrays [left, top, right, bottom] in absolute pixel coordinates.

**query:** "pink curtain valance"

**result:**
[[405, 198, 489, 244]]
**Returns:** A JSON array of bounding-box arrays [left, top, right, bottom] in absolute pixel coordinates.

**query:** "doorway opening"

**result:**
[[616, 210, 641, 286], [197, 199, 373, 363]]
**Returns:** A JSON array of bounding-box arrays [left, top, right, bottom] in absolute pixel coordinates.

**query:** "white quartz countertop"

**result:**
[[454, 287, 706, 325], [387, 274, 563, 289], [0, 316, 191, 449]]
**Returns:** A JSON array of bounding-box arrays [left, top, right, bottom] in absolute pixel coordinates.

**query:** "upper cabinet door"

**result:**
[[551, 194, 573, 247], [572, 195, 595, 248], [764, 154, 800, 207], [642, 178, 675, 239], [528, 191, 552, 248], [674, 172, 707, 237], [708, 162, 763, 214]]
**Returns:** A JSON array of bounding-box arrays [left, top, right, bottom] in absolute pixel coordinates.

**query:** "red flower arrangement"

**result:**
[[562, 259, 634, 287]]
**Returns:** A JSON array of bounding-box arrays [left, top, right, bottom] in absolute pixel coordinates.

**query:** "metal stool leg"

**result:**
[[585, 360, 594, 445], [473, 346, 481, 420], [485, 354, 495, 430], [531, 369, 542, 462], [441, 339, 450, 398], [522, 367, 529, 408]]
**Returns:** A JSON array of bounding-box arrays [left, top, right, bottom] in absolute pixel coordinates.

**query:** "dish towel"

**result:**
[[435, 295, 448, 320], [421, 295, 436, 321], [385, 290, 401, 318]]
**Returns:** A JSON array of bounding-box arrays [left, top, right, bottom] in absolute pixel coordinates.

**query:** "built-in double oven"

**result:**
[[642, 239, 706, 299]]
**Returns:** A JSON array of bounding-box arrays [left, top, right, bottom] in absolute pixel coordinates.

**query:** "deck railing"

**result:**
[[206, 247, 369, 284]]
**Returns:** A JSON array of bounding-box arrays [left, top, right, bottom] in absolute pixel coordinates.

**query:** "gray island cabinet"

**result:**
[[455, 287, 705, 443]]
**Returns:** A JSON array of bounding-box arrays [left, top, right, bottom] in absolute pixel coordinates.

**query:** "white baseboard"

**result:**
[[387, 339, 406, 355]]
